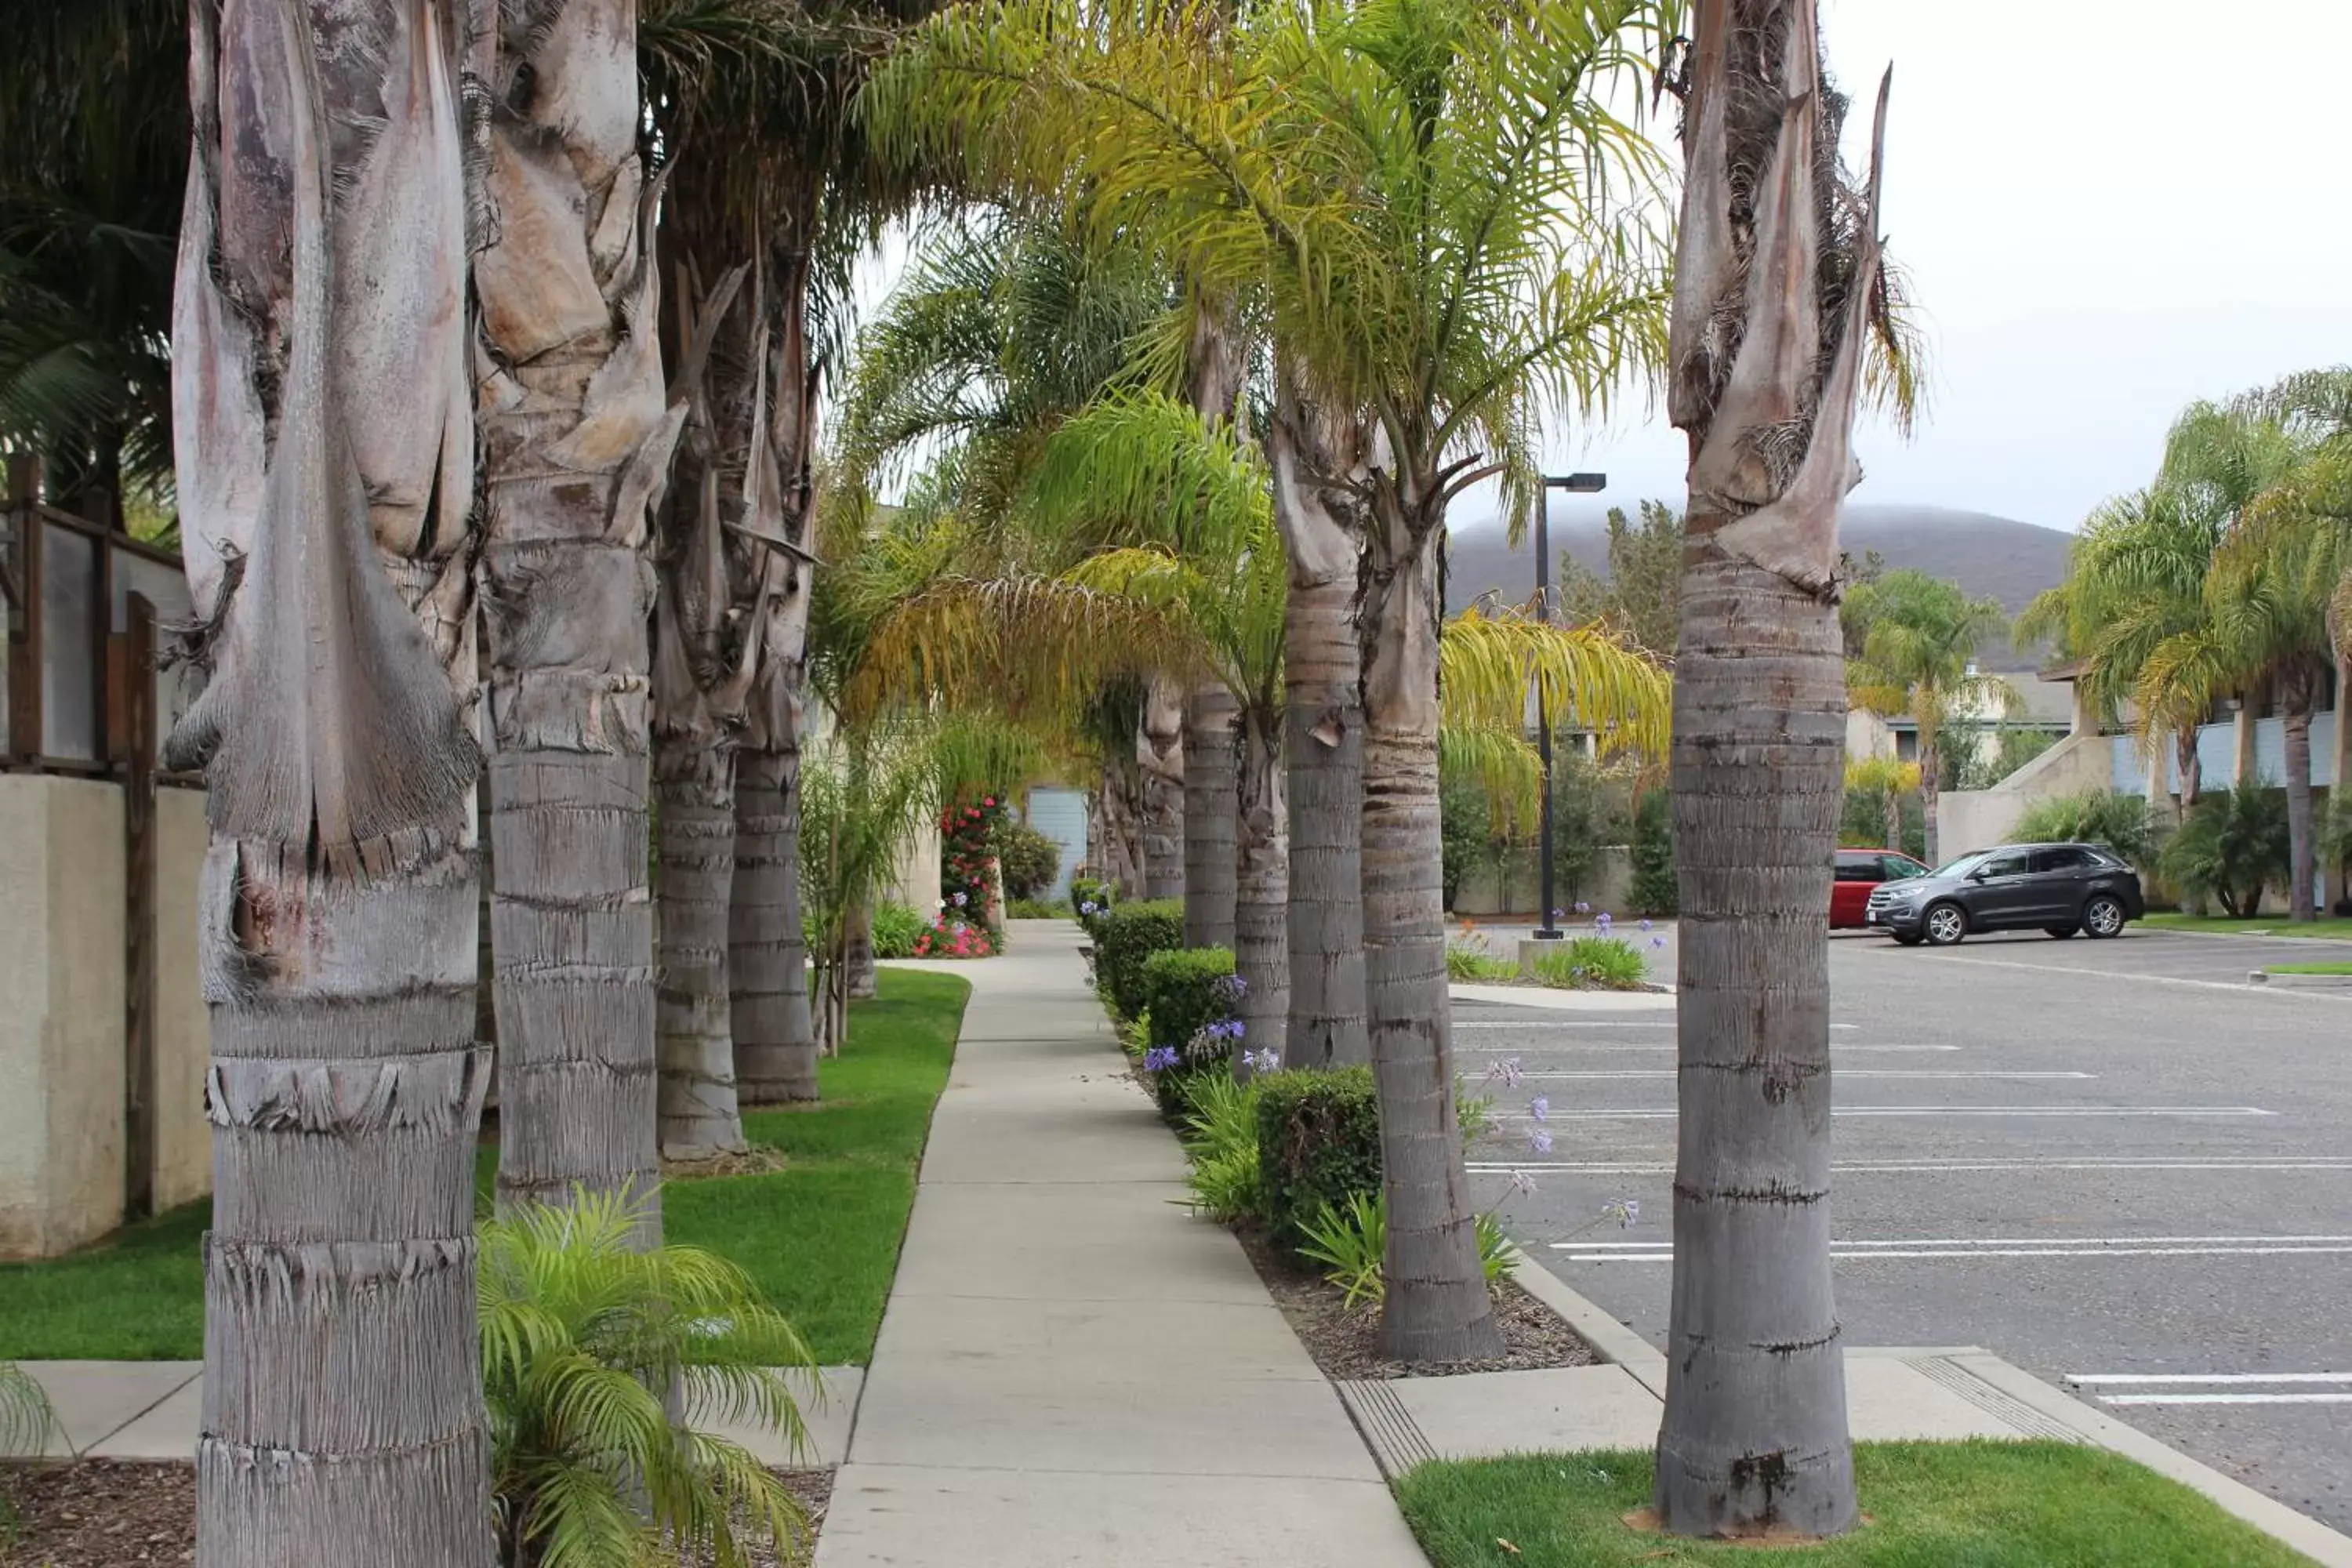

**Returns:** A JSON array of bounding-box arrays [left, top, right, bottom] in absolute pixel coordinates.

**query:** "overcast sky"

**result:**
[[1534, 0, 2352, 533]]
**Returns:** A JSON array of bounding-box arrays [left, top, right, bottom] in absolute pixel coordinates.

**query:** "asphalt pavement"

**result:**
[[1462, 924, 2352, 1534]]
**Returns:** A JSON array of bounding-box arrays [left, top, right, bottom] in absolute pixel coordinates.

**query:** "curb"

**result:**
[[1503, 1246, 1667, 1396], [1508, 1256, 2352, 1566]]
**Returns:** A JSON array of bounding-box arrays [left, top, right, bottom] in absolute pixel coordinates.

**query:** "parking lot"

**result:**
[[1462, 926, 2352, 1532]]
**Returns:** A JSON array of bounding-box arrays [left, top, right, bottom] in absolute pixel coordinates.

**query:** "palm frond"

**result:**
[[1438, 607, 1671, 757]]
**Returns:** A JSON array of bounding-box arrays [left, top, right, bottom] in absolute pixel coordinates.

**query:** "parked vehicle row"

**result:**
[[1833, 843, 2147, 946]]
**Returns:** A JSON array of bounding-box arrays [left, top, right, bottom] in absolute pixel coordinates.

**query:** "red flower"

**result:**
[[983, 797, 996, 808]]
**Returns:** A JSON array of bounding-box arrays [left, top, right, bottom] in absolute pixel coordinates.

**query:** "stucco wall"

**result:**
[[0, 775, 212, 1259], [1935, 732, 2115, 858], [0, 775, 127, 1258], [1451, 844, 1635, 919]]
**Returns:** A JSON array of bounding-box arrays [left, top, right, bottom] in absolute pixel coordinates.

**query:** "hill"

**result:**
[[1446, 503, 2074, 672]]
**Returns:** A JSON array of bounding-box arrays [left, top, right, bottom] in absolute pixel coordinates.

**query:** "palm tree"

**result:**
[[0, 0, 184, 531], [474, 0, 677, 1223], [2016, 484, 2229, 823], [1652, 0, 1905, 1537], [168, 1, 493, 1557], [1845, 569, 2016, 863], [865, 0, 1674, 1363]]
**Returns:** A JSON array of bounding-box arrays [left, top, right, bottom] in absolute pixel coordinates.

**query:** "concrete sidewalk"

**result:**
[[814, 923, 1431, 1568]]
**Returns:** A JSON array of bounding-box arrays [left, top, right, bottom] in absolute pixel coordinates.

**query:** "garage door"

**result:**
[[1025, 786, 1089, 902]]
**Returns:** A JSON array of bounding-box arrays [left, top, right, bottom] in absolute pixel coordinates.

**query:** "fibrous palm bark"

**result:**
[[731, 230, 825, 1105], [1140, 673, 1188, 899], [1183, 683, 1240, 946], [1361, 522, 1501, 1363], [1653, 0, 1889, 1537], [170, 1, 492, 1559], [1232, 703, 1290, 1072], [475, 0, 674, 1221], [1270, 369, 1368, 1069]]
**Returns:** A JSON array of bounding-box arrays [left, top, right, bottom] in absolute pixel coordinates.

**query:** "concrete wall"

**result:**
[[0, 775, 212, 1259], [1934, 732, 2114, 858], [1451, 844, 1635, 919]]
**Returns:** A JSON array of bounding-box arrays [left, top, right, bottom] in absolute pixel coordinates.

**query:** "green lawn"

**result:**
[[0, 967, 970, 1366], [2266, 960, 2352, 975], [2143, 913, 2352, 938], [1395, 1442, 2313, 1568]]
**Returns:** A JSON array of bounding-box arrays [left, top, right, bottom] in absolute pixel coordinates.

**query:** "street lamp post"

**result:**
[[1532, 472, 1606, 942]]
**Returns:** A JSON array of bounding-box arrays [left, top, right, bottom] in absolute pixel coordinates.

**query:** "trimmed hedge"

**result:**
[[1095, 898, 1185, 1018], [1255, 1066, 1383, 1246], [1140, 946, 1240, 1120]]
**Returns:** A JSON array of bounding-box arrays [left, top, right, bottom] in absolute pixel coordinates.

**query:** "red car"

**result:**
[[1833, 848, 1929, 929]]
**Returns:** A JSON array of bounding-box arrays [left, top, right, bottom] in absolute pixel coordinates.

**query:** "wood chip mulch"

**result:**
[[0, 1463, 833, 1568], [1236, 1225, 1598, 1381]]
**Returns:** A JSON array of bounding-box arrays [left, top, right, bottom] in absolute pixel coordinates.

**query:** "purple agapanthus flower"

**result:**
[[1639, 918, 1653, 931], [1507, 1170, 1540, 1198], [1552, 907, 1565, 919], [1595, 911, 1613, 929], [1605, 1197, 1640, 1228], [952, 891, 968, 907], [1142, 1046, 1179, 1072], [1573, 901, 1590, 915], [1080, 901, 1098, 915], [1528, 1128, 1554, 1156], [1246, 1047, 1282, 1074], [1651, 935, 1667, 949], [1528, 1096, 1549, 1122], [1483, 1056, 1525, 1091]]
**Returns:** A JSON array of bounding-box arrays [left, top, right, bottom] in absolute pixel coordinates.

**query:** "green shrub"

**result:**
[[1094, 898, 1185, 1018], [1530, 936, 1646, 990], [1255, 1067, 1384, 1246], [480, 1186, 812, 1568], [1005, 896, 1066, 919], [2160, 787, 2289, 917], [2009, 788, 2154, 866], [1142, 947, 1240, 1052], [996, 821, 1062, 900], [870, 901, 926, 959], [1069, 875, 1116, 928], [1175, 1075, 1265, 1221], [1446, 935, 1520, 982], [1295, 1191, 1515, 1309], [1629, 788, 1677, 915]]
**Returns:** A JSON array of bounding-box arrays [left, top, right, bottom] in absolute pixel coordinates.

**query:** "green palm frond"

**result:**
[[0, 1360, 57, 1458], [1436, 721, 1544, 834], [1438, 606, 1671, 758], [479, 1185, 814, 1568]]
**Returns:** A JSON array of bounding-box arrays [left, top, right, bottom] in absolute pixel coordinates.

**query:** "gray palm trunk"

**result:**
[[1185, 681, 1240, 947], [1095, 758, 1146, 895], [2282, 680, 2318, 921], [2175, 725, 2202, 819], [653, 724, 750, 1160], [1271, 374, 1368, 1069], [1360, 531, 1502, 1363], [172, 2, 493, 1559], [476, 0, 673, 1222], [848, 902, 880, 1000], [1917, 725, 1941, 865], [1141, 674, 1189, 899], [732, 235, 825, 1104], [1651, 3, 1889, 1537], [735, 740, 818, 1102], [1233, 703, 1290, 1073]]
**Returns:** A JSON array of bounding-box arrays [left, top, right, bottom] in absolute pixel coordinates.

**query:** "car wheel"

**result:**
[[2044, 925, 2079, 939], [1922, 902, 1968, 947], [2082, 895, 2127, 938], [1893, 932, 1926, 947]]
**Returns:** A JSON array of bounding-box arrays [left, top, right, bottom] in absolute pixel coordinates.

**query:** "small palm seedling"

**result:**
[[0, 1362, 58, 1540], [480, 1186, 815, 1568]]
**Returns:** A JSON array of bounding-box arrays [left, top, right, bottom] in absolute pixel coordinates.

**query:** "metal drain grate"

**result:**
[[1335, 1379, 1441, 1479], [1914, 1357, 2085, 1443]]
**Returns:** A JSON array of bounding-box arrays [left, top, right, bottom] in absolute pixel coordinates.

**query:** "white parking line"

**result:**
[[1468, 1158, 2352, 1174], [1574, 1233, 2352, 1250], [1555, 1243, 2352, 1262], [2068, 1373, 2352, 1385], [1452, 1021, 1861, 1030], [1506, 1069, 2091, 1081], [1492, 1105, 2276, 1120], [1457, 1044, 1964, 1054], [2099, 1393, 2352, 1406]]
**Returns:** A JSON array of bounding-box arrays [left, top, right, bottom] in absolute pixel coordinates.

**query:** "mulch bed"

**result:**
[[1, 1463, 833, 1568], [1236, 1225, 1597, 1381]]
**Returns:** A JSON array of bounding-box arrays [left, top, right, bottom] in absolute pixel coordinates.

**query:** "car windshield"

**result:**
[[1929, 851, 1989, 879]]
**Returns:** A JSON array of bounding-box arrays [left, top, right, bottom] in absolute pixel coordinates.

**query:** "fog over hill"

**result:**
[[1446, 503, 2075, 672]]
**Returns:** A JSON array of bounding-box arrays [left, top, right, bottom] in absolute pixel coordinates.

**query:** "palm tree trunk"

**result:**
[[1650, 2, 1879, 1537], [1096, 760, 1145, 895], [1140, 674, 1188, 899], [2176, 725, 2202, 817], [655, 736, 750, 1160], [1185, 681, 1240, 946], [848, 898, 879, 998], [1879, 783, 1900, 855], [735, 741, 818, 1102], [172, 2, 493, 1558], [2236, 691, 2261, 788], [1272, 374, 1367, 1069], [2284, 692, 2317, 922], [1361, 529, 1502, 1363], [477, 0, 671, 1222], [731, 228, 825, 1105], [1917, 718, 1941, 863], [1233, 703, 1290, 1073]]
